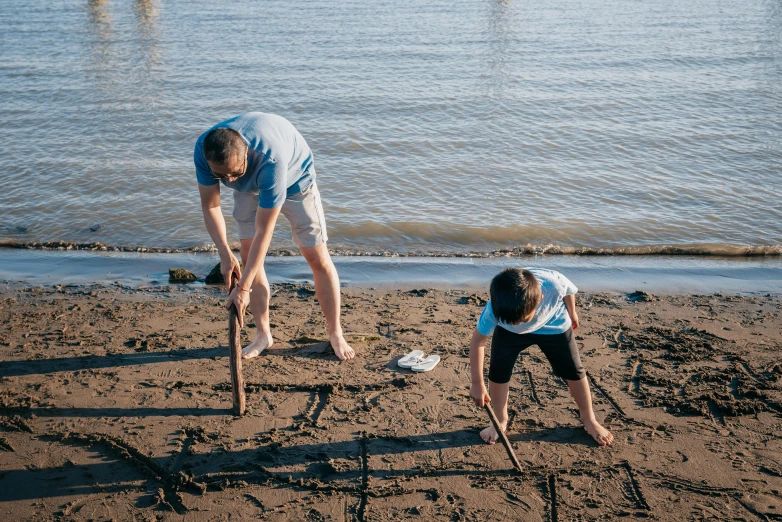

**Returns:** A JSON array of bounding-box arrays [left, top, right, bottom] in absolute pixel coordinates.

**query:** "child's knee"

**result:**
[[487, 366, 513, 385], [571, 365, 586, 381], [559, 364, 585, 381]]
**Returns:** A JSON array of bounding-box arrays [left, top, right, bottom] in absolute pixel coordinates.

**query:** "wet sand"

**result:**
[[3, 249, 782, 294], [1, 283, 781, 520]]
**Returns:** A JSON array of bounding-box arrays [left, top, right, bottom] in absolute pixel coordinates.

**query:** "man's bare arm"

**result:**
[[226, 206, 281, 325], [198, 183, 241, 292], [239, 207, 281, 289], [198, 184, 230, 253]]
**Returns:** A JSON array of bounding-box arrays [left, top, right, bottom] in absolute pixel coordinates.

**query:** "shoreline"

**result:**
[[2, 248, 782, 294], [2, 239, 781, 257]]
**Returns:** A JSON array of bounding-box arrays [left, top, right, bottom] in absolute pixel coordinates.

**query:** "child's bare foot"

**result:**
[[242, 331, 273, 360], [480, 423, 506, 444], [582, 418, 614, 446], [329, 333, 355, 361]]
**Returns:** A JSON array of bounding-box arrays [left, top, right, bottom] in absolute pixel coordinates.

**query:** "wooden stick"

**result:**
[[228, 273, 246, 416], [484, 403, 522, 473]]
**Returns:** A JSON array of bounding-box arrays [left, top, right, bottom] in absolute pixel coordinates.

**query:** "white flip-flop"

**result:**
[[397, 350, 425, 368], [411, 354, 441, 373]]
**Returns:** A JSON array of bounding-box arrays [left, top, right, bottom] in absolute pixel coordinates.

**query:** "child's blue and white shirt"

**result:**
[[476, 268, 578, 336]]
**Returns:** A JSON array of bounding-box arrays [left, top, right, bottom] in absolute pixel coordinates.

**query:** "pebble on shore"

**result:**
[[168, 268, 198, 282]]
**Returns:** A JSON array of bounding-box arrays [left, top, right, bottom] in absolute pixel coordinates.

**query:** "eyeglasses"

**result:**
[[209, 145, 248, 181]]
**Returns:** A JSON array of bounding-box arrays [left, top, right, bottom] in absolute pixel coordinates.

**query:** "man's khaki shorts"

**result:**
[[232, 181, 328, 248]]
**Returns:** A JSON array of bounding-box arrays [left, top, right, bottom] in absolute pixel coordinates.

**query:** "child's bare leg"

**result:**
[[481, 380, 510, 444], [567, 377, 614, 446]]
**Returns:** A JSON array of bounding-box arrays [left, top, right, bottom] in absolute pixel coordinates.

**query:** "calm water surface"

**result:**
[[1, 0, 781, 253]]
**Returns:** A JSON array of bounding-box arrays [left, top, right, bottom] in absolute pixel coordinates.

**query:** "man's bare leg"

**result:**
[[481, 380, 510, 444], [239, 238, 273, 359], [567, 377, 614, 446], [300, 243, 355, 360]]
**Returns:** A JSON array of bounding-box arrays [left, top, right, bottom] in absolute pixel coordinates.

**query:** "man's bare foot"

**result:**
[[242, 331, 273, 360], [480, 423, 506, 444], [329, 333, 355, 361], [582, 417, 614, 446]]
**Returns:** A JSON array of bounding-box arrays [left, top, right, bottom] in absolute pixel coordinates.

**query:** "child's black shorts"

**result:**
[[488, 326, 586, 384]]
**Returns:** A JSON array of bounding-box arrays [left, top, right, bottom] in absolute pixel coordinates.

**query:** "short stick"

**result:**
[[484, 404, 522, 473]]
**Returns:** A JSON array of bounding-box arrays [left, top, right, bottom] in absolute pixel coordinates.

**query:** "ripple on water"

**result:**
[[0, 0, 779, 251]]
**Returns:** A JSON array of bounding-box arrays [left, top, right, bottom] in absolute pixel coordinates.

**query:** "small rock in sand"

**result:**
[[205, 262, 224, 284], [169, 268, 197, 282]]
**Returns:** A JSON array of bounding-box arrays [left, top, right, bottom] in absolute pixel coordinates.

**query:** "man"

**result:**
[[194, 112, 355, 360]]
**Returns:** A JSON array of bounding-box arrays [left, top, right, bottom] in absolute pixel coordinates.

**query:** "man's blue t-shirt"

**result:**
[[476, 268, 578, 336], [194, 112, 314, 208]]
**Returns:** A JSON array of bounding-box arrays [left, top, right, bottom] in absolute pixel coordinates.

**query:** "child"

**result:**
[[469, 267, 613, 446]]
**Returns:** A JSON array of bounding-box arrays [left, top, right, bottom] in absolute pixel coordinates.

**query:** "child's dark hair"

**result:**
[[490, 268, 543, 324]]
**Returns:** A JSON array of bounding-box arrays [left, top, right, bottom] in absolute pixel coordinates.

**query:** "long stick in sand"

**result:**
[[484, 404, 523, 473], [228, 273, 246, 416]]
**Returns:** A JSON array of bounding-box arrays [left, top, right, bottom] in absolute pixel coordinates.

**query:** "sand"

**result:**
[[1, 283, 781, 521]]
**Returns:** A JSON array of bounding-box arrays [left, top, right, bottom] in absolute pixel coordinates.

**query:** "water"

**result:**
[[2, 0, 781, 254], [3, 249, 782, 294]]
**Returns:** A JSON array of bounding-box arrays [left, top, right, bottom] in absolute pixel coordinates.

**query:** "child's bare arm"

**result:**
[[563, 294, 579, 330], [469, 329, 491, 406]]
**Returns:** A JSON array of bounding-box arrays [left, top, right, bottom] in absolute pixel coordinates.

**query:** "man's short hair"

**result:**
[[203, 128, 245, 165], [490, 268, 543, 324]]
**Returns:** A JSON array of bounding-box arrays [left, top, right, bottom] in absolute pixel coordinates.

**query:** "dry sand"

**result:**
[[1, 283, 781, 521]]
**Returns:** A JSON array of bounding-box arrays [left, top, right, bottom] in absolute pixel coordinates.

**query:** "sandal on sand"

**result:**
[[411, 355, 441, 373], [397, 350, 425, 368]]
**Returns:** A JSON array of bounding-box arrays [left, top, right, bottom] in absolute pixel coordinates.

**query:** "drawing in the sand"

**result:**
[[468, 267, 614, 447], [194, 112, 355, 361]]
